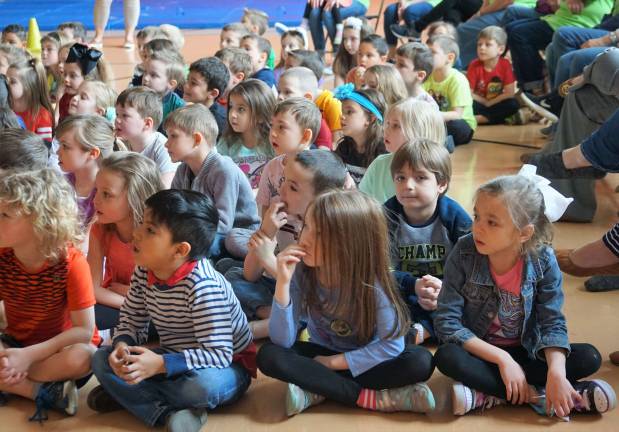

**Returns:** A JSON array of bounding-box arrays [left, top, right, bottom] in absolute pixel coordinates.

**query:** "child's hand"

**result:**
[[120, 346, 165, 385], [545, 369, 581, 418], [0, 350, 29, 385], [415, 275, 442, 311], [109, 342, 130, 377], [498, 355, 529, 405], [314, 354, 348, 370], [249, 230, 277, 263], [276, 245, 306, 284], [261, 202, 288, 239]]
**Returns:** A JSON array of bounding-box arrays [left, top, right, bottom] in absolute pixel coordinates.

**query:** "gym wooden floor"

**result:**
[[4, 9, 619, 430]]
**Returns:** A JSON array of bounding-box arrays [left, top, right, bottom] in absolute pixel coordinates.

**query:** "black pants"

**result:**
[[257, 341, 434, 405], [446, 119, 474, 145], [434, 343, 602, 399], [415, 0, 483, 31], [473, 98, 520, 124]]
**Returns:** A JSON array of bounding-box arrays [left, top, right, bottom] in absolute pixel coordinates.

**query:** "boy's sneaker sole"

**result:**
[[452, 382, 474, 416], [87, 385, 123, 413]]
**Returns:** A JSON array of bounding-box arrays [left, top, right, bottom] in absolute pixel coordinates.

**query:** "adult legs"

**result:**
[[507, 18, 554, 91], [123, 0, 140, 44], [93, 0, 113, 43], [322, 1, 368, 50]]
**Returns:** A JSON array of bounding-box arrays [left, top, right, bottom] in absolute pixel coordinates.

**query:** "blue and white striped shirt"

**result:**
[[113, 258, 252, 377]]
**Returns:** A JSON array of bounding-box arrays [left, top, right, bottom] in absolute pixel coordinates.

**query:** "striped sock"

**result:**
[[356, 389, 377, 410]]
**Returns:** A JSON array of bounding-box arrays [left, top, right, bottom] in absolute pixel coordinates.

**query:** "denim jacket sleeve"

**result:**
[[532, 247, 571, 359], [434, 240, 477, 345]]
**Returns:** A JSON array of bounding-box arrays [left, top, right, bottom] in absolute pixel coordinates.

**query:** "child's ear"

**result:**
[[168, 79, 178, 90], [447, 52, 456, 64], [498, 44, 506, 56], [192, 132, 203, 147], [95, 106, 106, 116], [143, 116, 154, 130], [416, 70, 427, 82], [437, 180, 448, 195], [303, 91, 313, 101], [380, 54, 388, 63], [175, 241, 192, 259], [259, 51, 268, 65], [208, 88, 220, 100], [235, 71, 245, 82], [520, 224, 534, 244], [88, 147, 101, 160], [301, 128, 313, 145]]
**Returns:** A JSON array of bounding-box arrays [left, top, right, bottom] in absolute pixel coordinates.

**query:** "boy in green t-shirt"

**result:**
[[423, 35, 476, 146]]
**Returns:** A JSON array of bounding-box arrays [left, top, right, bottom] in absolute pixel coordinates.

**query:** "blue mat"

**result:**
[[0, 1, 305, 31]]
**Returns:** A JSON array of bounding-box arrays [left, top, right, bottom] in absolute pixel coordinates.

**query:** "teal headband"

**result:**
[[334, 83, 383, 123]]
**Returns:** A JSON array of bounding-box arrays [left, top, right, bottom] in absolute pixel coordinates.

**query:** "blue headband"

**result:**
[[334, 83, 383, 123]]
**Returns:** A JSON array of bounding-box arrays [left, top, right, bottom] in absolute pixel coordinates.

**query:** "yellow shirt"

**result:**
[[315, 90, 342, 132]]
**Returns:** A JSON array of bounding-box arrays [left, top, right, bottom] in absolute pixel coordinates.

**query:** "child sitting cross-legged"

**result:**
[[0, 169, 99, 422], [89, 189, 255, 432], [385, 139, 471, 345]]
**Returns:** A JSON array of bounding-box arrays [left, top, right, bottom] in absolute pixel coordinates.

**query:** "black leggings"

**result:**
[[257, 341, 434, 406], [415, 0, 483, 32], [473, 98, 520, 124], [434, 343, 602, 399]]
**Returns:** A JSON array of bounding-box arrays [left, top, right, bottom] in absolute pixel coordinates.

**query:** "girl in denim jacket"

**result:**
[[434, 174, 616, 419]]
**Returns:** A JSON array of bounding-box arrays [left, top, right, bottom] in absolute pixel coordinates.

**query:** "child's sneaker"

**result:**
[[29, 380, 78, 423], [375, 382, 435, 413], [505, 108, 533, 125], [452, 382, 504, 415], [166, 408, 208, 432], [572, 380, 617, 414], [87, 384, 123, 413], [285, 383, 326, 416]]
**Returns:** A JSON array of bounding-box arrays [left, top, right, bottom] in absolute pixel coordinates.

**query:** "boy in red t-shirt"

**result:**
[[466, 26, 521, 125]]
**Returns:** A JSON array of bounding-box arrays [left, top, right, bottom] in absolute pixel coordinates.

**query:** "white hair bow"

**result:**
[[518, 164, 574, 222], [273, 23, 309, 49], [343, 16, 363, 30]]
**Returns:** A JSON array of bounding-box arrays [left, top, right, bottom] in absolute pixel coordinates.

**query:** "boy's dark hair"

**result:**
[[390, 138, 451, 187], [57, 21, 87, 42], [241, 34, 271, 56], [288, 49, 324, 81], [294, 150, 347, 194], [0, 128, 48, 170], [396, 42, 434, 80], [116, 86, 163, 129], [145, 189, 219, 260], [361, 34, 388, 57], [2, 24, 26, 41], [189, 57, 230, 97]]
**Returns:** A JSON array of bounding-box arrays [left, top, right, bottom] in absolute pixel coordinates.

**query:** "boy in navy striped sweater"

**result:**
[[89, 189, 254, 432]]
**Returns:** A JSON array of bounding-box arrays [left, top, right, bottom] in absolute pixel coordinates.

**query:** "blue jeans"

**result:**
[[383, 2, 433, 46], [546, 27, 608, 88], [507, 17, 554, 90], [225, 266, 275, 319], [554, 47, 607, 87], [456, 6, 540, 68], [309, 1, 368, 51], [581, 108, 619, 172], [92, 347, 251, 426]]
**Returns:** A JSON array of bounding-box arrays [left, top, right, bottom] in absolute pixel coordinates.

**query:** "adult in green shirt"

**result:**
[[506, 0, 613, 93]]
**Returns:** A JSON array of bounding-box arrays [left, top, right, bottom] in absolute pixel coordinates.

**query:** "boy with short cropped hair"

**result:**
[[241, 7, 276, 69], [1, 24, 26, 47], [214, 47, 252, 107], [424, 35, 477, 146], [241, 34, 276, 89], [165, 104, 260, 259], [184, 57, 230, 141], [467, 26, 520, 125], [57, 22, 87, 43], [0, 128, 48, 171], [278, 67, 334, 149], [220, 22, 250, 49], [115, 87, 178, 187], [89, 189, 254, 432], [142, 49, 186, 130], [395, 42, 439, 110], [285, 49, 324, 82], [385, 139, 471, 345], [226, 150, 348, 338]]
